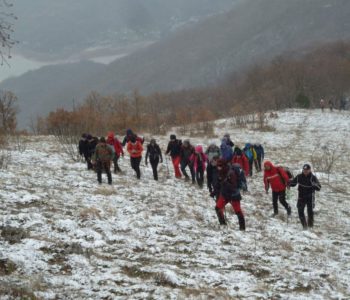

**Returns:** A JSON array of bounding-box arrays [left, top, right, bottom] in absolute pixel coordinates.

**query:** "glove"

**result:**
[[210, 191, 216, 198], [145, 161, 148, 166]]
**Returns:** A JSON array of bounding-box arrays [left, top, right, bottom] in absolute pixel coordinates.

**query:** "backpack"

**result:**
[[244, 149, 253, 161], [97, 144, 113, 162], [277, 166, 294, 185], [222, 164, 248, 200], [220, 141, 233, 161]]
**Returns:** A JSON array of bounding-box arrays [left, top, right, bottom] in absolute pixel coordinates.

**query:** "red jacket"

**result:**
[[127, 141, 143, 158], [107, 133, 124, 156], [263, 161, 289, 192], [232, 154, 249, 176]]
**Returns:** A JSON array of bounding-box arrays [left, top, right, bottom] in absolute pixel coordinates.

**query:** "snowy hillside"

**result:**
[[0, 109, 349, 299]]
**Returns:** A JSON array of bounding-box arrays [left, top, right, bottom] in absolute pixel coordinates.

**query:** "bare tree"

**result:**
[[0, 90, 18, 134], [0, 0, 17, 66]]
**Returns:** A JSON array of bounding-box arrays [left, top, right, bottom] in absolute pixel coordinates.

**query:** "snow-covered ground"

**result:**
[[0, 109, 349, 299]]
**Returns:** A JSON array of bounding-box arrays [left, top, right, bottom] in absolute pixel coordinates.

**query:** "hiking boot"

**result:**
[[287, 206, 292, 216]]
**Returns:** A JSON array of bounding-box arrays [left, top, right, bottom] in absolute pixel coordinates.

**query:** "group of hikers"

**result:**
[[79, 130, 321, 231], [320, 98, 349, 112]]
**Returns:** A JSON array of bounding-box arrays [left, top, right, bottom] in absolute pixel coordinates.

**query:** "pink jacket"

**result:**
[[190, 145, 207, 172]]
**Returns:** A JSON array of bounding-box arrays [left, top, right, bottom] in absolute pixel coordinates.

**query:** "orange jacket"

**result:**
[[127, 141, 143, 158]]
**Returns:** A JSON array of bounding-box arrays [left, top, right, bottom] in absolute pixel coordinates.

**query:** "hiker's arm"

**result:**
[[312, 175, 321, 191], [289, 175, 298, 187]]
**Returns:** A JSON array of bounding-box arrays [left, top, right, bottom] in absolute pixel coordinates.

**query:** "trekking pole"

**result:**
[[165, 155, 170, 179]]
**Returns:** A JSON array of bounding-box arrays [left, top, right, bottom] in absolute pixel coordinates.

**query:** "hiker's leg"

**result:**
[[231, 200, 245, 231], [215, 195, 227, 225], [96, 161, 102, 184], [151, 159, 159, 180], [279, 190, 291, 214], [105, 162, 112, 184], [272, 191, 278, 215], [180, 160, 189, 178], [306, 197, 314, 228], [172, 156, 182, 178], [297, 198, 307, 229]]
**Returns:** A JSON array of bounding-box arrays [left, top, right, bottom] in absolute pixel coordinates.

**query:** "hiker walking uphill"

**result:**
[[145, 139, 163, 181], [223, 134, 234, 148], [180, 140, 195, 183], [79, 133, 93, 170], [215, 159, 247, 231], [232, 147, 249, 177], [207, 155, 220, 199], [243, 143, 257, 177], [106, 132, 124, 173], [122, 129, 144, 147], [205, 143, 221, 164], [264, 161, 292, 217], [289, 164, 321, 229], [253, 144, 264, 172], [220, 137, 234, 162], [127, 135, 143, 179], [166, 135, 182, 178], [93, 137, 113, 185], [190, 145, 207, 188]]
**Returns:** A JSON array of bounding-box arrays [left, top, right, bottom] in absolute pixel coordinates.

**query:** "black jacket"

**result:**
[[180, 145, 194, 163], [289, 173, 321, 199], [166, 140, 182, 158], [145, 144, 162, 163], [79, 139, 89, 156]]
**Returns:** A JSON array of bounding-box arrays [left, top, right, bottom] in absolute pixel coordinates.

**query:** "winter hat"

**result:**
[[234, 147, 242, 155], [170, 134, 176, 140], [224, 133, 230, 139], [150, 139, 156, 144], [87, 134, 92, 140], [100, 137, 106, 143], [303, 164, 311, 171], [126, 129, 133, 136], [107, 132, 114, 139]]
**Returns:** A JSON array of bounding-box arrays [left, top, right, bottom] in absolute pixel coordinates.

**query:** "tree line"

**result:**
[[24, 40, 350, 137]]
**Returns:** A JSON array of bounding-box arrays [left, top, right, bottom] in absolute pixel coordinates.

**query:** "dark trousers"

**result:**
[[150, 158, 159, 180], [131, 157, 142, 179], [248, 160, 253, 176], [272, 191, 290, 214], [255, 155, 262, 172], [297, 196, 314, 229], [181, 160, 195, 181], [195, 169, 204, 187], [97, 161, 112, 184], [84, 153, 93, 170], [113, 155, 121, 173]]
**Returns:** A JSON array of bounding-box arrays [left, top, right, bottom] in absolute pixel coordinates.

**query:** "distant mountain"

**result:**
[[13, 0, 237, 60], [3, 0, 350, 128]]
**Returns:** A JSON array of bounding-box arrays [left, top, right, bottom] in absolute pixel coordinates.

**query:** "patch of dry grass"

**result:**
[[79, 207, 101, 220]]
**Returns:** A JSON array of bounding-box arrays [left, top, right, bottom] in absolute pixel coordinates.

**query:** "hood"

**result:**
[[264, 161, 276, 171], [195, 145, 203, 153], [107, 132, 115, 139], [245, 143, 251, 148], [126, 129, 134, 136]]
